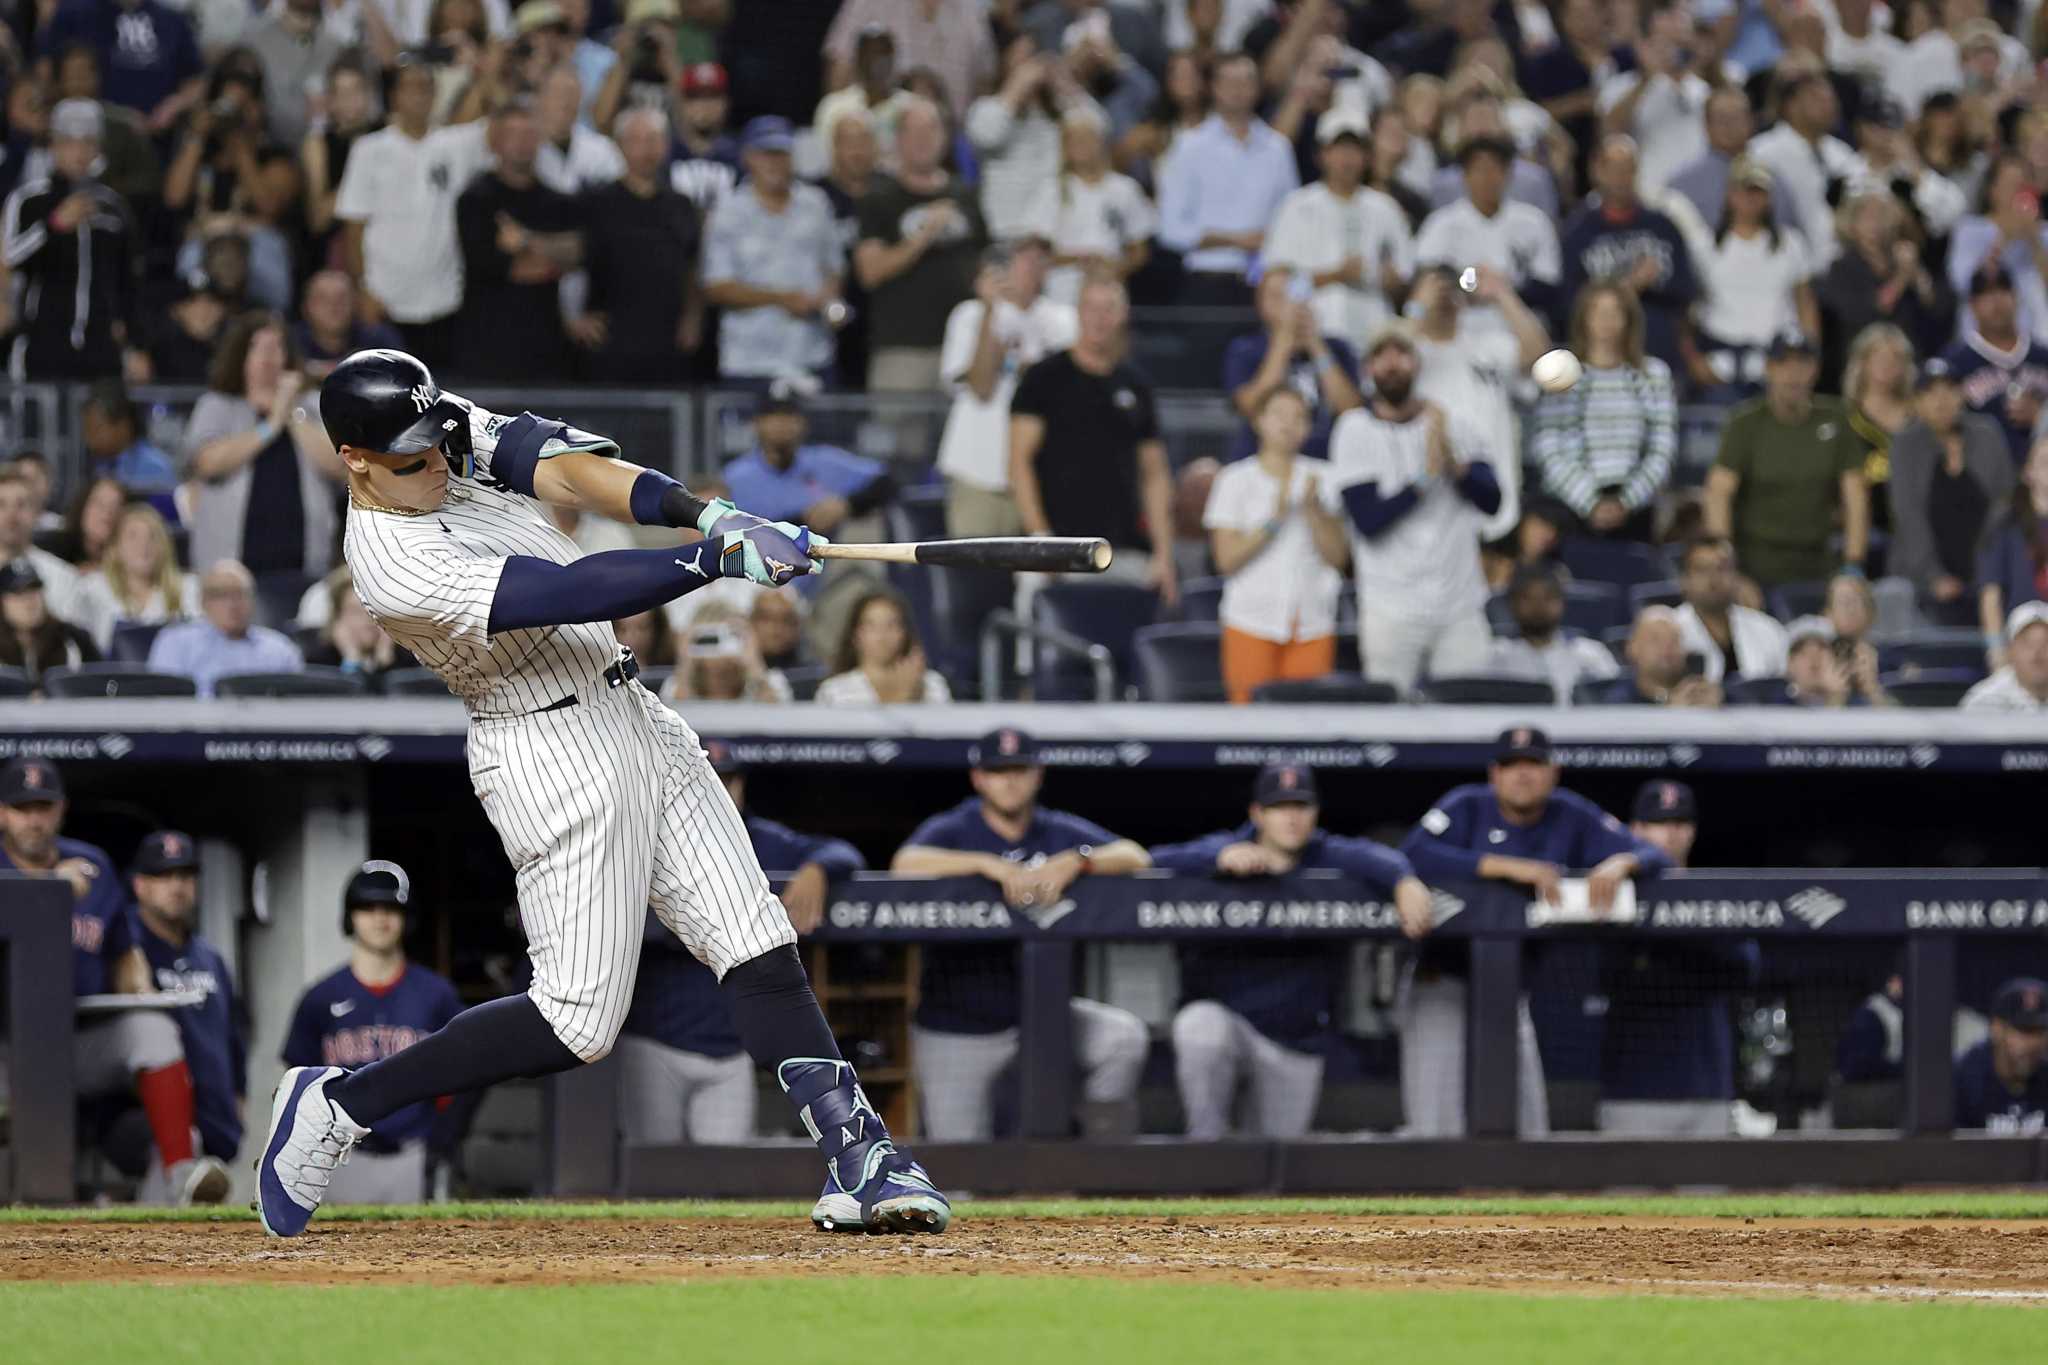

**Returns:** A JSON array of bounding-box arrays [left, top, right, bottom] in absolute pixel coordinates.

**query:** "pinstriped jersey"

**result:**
[[344, 402, 626, 713]]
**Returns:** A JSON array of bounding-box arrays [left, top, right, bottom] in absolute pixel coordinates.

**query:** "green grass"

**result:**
[[9, 1190, 2048, 1224], [5, 1279, 2037, 1365]]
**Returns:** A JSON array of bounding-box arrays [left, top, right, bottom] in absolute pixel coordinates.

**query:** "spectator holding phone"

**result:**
[[1670, 536, 1790, 684], [1602, 605, 1723, 706], [1778, 615, 1893, 708], [1220, 267, 1364, 464]]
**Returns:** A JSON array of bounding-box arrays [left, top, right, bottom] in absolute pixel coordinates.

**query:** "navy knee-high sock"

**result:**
[[326, 995, 581, 1126], [724, 945, 896, 1187]]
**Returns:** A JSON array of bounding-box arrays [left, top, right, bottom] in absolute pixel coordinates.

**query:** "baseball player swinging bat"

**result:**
[[811, 536, 1112, 573]]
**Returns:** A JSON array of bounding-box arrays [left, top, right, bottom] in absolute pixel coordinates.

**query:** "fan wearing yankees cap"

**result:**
[[1397, 727, 1671, 1136], [616, 741, 864, 1145], [281, 862, 462, 1203], [0, 764, 229, 1205], [892, 727, 1152, 1140], [1150, 764, 1432, 1140], [1594, 781, 1759, 1136], [131, 831, 248, 1188]]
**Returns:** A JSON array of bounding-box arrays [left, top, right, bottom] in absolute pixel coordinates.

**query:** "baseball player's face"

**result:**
[[971, 765, 1043, 820], [349, 444, 451, 512], [1631, 819, 1695, 867], [1993, 1018, 2048, 1078], [1488, 759, 1557, 816], [350, 905, 405, 953], [0, 799, 62, 862], [1252, 801, 1318, 854], [134, 869, 198, 924]]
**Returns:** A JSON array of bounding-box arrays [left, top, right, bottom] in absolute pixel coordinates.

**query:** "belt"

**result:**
[[535, 648, 640, 715]]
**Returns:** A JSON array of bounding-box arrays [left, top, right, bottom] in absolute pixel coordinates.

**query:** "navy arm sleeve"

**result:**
[[1341, 481, 1423, 538], [1456, 460, 1502, 515], [488, 542, 725, 634], [1147, 831, 1236, 874], [1399, 793, 1487, 881], [792, 832, 866, 878], [1315, 834, 1418, 890]]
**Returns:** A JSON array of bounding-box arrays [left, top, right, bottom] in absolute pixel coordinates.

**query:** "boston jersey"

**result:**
[[137, 920, 246, 1160], [344, 402, 625, 713], [0, 836, 131, 997], [283, 963, 463, 1150]]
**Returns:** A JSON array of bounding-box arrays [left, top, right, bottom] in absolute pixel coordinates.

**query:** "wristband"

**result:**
[[252, 420, 279, 445], [627, 468, 710, 529]]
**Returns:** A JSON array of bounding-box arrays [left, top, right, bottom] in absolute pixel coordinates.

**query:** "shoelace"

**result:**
[[284, 1120, 356, 1195]]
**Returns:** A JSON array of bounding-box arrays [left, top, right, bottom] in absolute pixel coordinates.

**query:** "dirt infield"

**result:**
[[6, 1215, 2048, 1301]]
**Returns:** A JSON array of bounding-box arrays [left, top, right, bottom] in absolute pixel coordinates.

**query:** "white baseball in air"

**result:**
[[1532, 349, 1583, 394]]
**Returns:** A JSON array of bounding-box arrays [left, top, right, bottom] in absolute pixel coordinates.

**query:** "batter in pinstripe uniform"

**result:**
[[255, 349, 949, 1238]]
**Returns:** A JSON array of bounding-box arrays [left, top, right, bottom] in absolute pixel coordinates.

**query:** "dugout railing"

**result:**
[[544, 868, 2048, 1201]]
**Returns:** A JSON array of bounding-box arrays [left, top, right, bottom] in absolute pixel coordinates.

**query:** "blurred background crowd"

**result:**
[[0, 0, 2045, 713]]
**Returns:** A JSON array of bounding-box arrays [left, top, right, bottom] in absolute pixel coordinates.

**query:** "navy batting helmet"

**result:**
[[341, 859, 411, 936], [319, 349, 470, 459]]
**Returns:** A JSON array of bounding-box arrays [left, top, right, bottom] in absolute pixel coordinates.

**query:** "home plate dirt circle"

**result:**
[[6, 1216, 2048, 1301]]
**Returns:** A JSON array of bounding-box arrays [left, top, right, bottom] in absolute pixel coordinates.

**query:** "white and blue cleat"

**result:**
[[255, 1065, 370, 1238], [810, 1145, 952, 1235]]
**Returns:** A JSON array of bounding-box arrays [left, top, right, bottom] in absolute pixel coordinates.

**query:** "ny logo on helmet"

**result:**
[[409, 383, 435, 413]]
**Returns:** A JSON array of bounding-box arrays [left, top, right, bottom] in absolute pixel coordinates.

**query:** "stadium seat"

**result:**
[[888, 485, 992, 692], [1878, 631, 1990, 677], [883, 485, 947, 544], [1334, 631, 1361, 673], [1251, 675, 1399, 704], [1627, 579, 1683, 614], [780, 664, 828, 701], [291, 623, 327, 656], [383, 667, 452, 696], [1880, 668, 1982, 708], [1767, 580, 1828, 621], [0, 666, 31, 698], [1132, 622, 1225, 702], [1031, 583, 1158, 700], [215, 667, 370, 698], [1569, 678, 1615, 705], [108, 621, 164, 664], [1724, 677, 1793, 706], [1415, 675, 1556, 705], [1175, 575, 1225, 623], [43, 665, 197, 698], [1557, 537, 1664, 588]]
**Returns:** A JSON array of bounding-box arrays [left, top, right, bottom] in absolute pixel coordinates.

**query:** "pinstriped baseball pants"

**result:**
[[467, 680, 796, 1061]]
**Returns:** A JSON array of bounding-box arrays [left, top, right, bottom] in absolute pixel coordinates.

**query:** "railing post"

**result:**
[[1017, 941, 1074, 1138], [1466, 935, 1521, 1138], [1903, 932, 1958, 1133]]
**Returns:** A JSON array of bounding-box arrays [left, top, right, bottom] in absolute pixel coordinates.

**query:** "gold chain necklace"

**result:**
[[348, 488, 433, 517]]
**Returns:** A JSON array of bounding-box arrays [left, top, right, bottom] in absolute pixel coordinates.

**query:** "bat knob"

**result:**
[[1090, 540, 1113, 572]]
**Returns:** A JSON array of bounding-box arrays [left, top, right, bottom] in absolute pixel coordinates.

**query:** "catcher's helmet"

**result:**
[[341, 859, 411, 936], [319, 349, 469, 457]]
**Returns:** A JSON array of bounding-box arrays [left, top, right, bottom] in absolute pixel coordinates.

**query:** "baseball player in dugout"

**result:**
[[1149, 764, 1431, 1140], [891, 727, 1152, 1140], [131, 832, 249, 1198], [616, 740, 865, 1146], [281, 862, 463, 1203], [0, 762, 231, 1204], [1398, 728, 1671, 1136], [257, 348, 950, 1239]]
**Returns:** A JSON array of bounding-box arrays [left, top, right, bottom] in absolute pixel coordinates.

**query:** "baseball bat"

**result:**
[[810, 537, 1113, 573]]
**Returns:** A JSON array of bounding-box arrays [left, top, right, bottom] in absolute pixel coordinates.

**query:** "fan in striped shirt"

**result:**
[[1532, 282, 1677, 541]]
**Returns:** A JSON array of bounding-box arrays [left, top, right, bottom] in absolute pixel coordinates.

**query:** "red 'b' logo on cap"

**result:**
[[1661, 784, 1679, 809], [999, 731, 1019, 755], [163, 834, 183, 857], [1513, 730, 1530, 747], [24, 767, 43, 790], [1280, 768, 1298, 789]]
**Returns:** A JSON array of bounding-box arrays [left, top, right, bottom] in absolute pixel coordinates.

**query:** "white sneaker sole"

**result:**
[[811, 1191, 951, 1234]]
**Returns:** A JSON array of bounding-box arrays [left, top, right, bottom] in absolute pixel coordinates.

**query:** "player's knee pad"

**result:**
[[117, 1009, 185, 1072], [1171, 1000, 1232, 1055]]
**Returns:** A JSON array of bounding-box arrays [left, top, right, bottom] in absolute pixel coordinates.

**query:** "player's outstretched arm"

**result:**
[[486, 530, 812, 635]]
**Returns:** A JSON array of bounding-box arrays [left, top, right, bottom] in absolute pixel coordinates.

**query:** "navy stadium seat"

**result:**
[[887, 485, 989, 693], [1416, 674, 1556, 705], [1878, 632, 1989, 677], [1132, 622, 1225, 702], [1880, 669, 1983, 708], [1175, 575, 1225, 624], [1031, 583, 1159, 700], [215, 667, 369, 698], [382, 667, 452, 696], [1251, 675, 1399, 704], [42, 665, 197, 698], [0, 665, 32, 698], [1628, 579, 1683, 614], [108, 621, 164, 664], [1767, 580, 1828, 621], [1557, 537, 1664, 588], [1724, 677, 1793, 706], [781, 664, 829, 702]]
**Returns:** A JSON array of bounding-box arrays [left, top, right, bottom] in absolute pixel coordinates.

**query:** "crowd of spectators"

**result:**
[[0, 0, 2044, 709]]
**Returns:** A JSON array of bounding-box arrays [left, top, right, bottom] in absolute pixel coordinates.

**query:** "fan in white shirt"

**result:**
[[1020, 107, 1155, 306], [1745, 71, 1866, 271], [1671, 537, 1791, 683], [1597, 5, 1713, 194], [1414, 135, 1562, 336], [1689, 156, 1819, 387], [1410, 263, 1550, 542], [935, 241, 1078, 536], [1822, 0, 1909, 91], [814, 589, 953, 705], [1486, 562, 1620, 703], [1263, 107, 1415, 354], [1203, 388, 1352, 703], [1962, 602, 2048, 710]]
